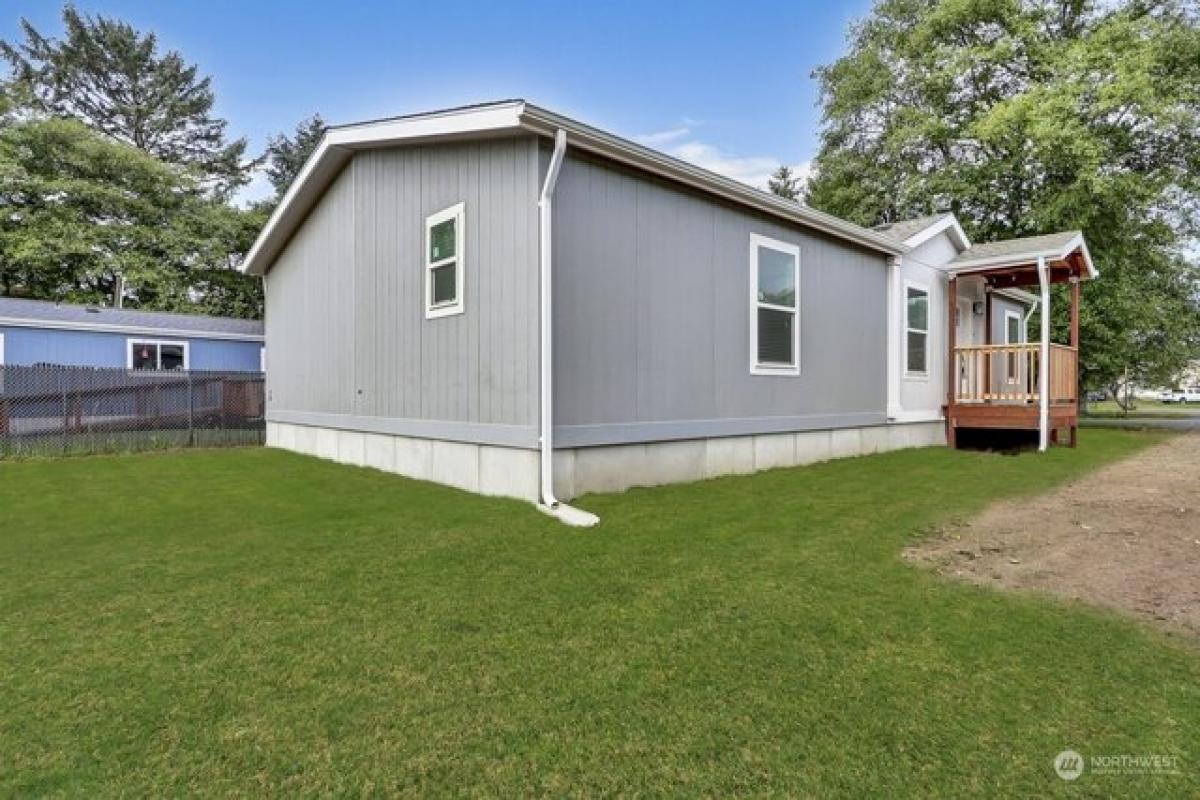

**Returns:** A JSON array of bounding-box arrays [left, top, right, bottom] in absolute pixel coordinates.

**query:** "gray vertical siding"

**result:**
[[264, 136, 541, 446], [550, 150, 889, 446]]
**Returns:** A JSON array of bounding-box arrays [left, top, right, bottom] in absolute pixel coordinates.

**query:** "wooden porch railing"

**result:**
[[954, 343, 1077, 404]]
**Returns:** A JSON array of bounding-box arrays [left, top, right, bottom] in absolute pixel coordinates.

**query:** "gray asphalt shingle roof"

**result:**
[[948, 230, 1082, 267], [872, 213, 952, 243], [0, 297, 263, 338]]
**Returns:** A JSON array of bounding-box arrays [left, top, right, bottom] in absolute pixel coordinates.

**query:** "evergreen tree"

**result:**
[[768, 165, 803, 201], [1, 5, 250, 196], [264, 114, 326, 202]]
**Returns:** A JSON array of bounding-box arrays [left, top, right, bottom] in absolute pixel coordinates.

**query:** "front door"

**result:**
[[956, 297, 975, 398]]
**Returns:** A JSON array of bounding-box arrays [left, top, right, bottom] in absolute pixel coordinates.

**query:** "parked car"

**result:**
[[1158, 387, 1200, 403]]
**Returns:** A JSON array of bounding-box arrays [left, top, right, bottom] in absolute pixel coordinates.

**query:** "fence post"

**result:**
[[61, 379, 68, 454], [187, 369, 195, 448]]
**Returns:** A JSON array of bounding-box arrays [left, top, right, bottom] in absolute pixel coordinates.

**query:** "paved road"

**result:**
[[1082, 415, 1200, 430]]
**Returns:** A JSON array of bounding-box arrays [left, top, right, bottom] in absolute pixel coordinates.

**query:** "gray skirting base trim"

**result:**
[[266, 410, 539, 449], [553, 412, 888, 448]]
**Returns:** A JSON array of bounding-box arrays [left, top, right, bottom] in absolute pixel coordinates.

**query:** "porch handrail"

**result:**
[[953, 343, 1077, 404]]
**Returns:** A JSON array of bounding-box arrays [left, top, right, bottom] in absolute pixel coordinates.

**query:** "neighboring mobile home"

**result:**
[[242, 100, 1095, 523], [0, 297, 264, 372]]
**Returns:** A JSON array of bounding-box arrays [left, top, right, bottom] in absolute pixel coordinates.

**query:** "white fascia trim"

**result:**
[[242, 103, 526, 276], [902, 214, 971, 251], [0, 317, 263, 342], [519, 104, 905, 258]]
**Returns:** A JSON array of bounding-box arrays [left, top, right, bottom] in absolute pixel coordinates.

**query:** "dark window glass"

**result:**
[[906, 287, 928, 331], [429, 218, 456, 262], [757, 307, 793, 365], [131, 342, 158, 370], [431, 263, 456, 306], [160, 344, 185, 370], [907, 331, 927, 374]]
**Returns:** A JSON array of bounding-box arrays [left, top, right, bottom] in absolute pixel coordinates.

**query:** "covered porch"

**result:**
[[943, 231, 1097, 451]]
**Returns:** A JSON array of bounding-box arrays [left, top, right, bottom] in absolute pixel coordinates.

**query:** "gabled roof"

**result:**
[[874, 213, 971, 250], [242, 100, 905, 276], [0, 296, 264, 341], [946, 230, 1097, 278]]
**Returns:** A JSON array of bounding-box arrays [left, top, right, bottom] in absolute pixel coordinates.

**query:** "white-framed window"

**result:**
[[0, 332, 5, 366], [1004, 309, 1023, 383], [904, 281, 929, 377], [127, 338, 189, 371], [749, 234, 801, 375], [425, 202, 465, 319]]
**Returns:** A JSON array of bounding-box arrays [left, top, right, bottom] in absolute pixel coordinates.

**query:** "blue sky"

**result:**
[[5, 1, 873, 202]]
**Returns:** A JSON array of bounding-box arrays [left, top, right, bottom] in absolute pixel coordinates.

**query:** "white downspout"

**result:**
[[1037, 256, 1050, 452], [886, 255, 902, 420], [537, 129, 598, 527]]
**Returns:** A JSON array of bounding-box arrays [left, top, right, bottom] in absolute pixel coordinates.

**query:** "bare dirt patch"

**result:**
[[905, 434, 1200, 637]]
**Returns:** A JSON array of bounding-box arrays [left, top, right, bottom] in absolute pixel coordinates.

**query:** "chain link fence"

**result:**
[[0, 365, 264, 458]]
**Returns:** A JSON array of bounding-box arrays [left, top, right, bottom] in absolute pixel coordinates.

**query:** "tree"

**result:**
[[1, 5, 250, 195], [768, 165, 803, 201], [0, 116, 261, 316], [807, 0, 1200, 392], [264, 114, 326, 202]]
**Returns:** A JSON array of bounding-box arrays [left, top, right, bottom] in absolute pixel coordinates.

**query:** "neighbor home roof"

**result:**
[[242, 100, 906, 276], [874, 213, 971, 251], [0, 297, 264, 341], [946, 230, 1097, 278]]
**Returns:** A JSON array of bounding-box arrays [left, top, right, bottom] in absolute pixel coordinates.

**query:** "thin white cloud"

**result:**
[[636, 125, 811, 194]]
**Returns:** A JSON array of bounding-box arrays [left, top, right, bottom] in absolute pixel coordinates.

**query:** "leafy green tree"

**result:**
[[808, 0, 1200, 391], [0, 116, 261, 316], [1, 4, 250, 195], [264, 114, 326, 202], [768, 165, 803, 201]]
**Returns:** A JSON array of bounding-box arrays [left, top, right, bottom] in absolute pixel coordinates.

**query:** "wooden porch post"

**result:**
[[1070, 276, 1081, 447], [946, 275, 957, 447]]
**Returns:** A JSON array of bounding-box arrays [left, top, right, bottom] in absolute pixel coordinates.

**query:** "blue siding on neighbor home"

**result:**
[[0, 326, 262, 371]]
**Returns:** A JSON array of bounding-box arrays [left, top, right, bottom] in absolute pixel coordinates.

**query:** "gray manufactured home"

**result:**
[[243, 101, 1095, 523]]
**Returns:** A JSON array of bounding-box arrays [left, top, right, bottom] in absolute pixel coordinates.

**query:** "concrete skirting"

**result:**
[[267, 420, 946, 503], [267, 421, 540, 501]]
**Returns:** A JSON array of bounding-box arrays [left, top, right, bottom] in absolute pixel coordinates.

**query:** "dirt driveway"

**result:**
[[906, 434, 1200, 637]]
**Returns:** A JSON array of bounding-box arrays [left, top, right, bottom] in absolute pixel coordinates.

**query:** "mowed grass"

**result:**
[[1, 431, 1197, 797]]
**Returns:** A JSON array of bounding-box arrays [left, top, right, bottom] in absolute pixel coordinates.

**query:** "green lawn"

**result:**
[[1084, 399, 1200, 418], [2, 431, 1197, 797]]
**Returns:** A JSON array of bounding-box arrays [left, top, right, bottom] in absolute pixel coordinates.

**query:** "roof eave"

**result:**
[[518, 104, 905, 257], [901, 214, 971, 251], [242, 101, 905, 276]]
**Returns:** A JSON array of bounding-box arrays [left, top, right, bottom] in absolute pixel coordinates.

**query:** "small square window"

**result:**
[[425, 203, 465, 319]]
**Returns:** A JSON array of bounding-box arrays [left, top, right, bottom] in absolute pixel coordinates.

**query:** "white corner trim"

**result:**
[[749, 233, 801, 377], [903, 214, 971, 251], [886, 256, 902, 419], [125, 337, 190, 371], [902, 279, 931, 380], [424, 202, 466, 319], [0, 331, 4, 366]]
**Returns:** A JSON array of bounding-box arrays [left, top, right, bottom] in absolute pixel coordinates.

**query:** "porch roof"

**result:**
[[944, 230, 1097, 283]]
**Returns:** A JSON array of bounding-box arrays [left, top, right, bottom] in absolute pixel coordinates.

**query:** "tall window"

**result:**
[[127, 339, 188, 371], [1005, 309, 1022, 382], [750, 234, 801, 375], [905, 283, 929, 376], [425, 202, 465, 319]]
